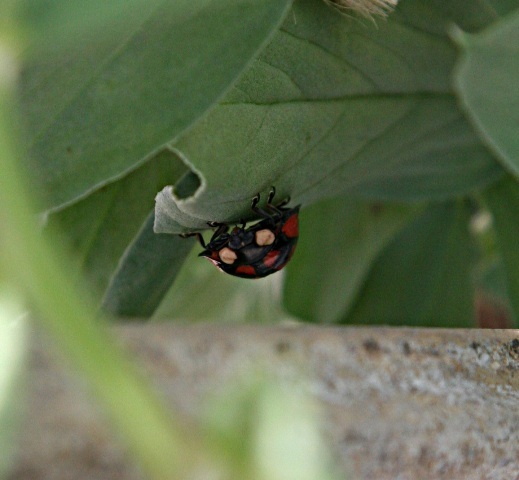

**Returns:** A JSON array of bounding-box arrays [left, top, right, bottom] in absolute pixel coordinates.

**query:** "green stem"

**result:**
[[0, 46, 203, 480]]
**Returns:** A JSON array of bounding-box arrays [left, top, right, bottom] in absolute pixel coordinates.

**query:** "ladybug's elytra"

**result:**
[[185, 187, 300, 279]]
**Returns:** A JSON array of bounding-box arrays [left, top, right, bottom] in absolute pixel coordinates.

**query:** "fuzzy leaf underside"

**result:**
[[154, 0, 503, 234]]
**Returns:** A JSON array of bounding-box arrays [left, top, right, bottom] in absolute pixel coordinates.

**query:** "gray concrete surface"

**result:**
[[8, 324, 519, 479]]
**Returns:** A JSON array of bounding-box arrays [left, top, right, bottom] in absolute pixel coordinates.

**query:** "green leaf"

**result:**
[[18, 0, 163, 54], [344, 202, 476, 327], [486, 0, 519, 17], [155, 0, 503, 233], [283, 197, 419, 323], [453, 8, 519, 177], [483, 175, 519, 327], [46, 147, 188, 300], [18, 0, 292, 211], [102, 212, 195, 318]]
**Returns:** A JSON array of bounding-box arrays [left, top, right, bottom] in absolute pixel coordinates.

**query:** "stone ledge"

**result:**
[[9, 325, 519, 480]]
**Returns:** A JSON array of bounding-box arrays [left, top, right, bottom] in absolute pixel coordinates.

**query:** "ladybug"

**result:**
[[185, 187, 300, 279]]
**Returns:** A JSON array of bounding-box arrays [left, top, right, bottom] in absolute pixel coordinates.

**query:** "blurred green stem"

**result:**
[[0, 44, 204, 480]]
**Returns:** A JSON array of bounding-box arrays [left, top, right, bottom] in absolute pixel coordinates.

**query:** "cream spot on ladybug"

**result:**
[[219, 247, 238, 264], [255, 229, 275, 246]]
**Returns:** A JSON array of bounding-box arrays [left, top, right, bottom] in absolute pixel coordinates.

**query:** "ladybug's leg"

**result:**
[[276, 195, 291, 209], [251, 193, 261, 210], [251, 192, 274, 220], [207, 221, 229, 242], [267, 186, 276, 205], [266, 186, 290, 215], [180, 232, 207, 248]]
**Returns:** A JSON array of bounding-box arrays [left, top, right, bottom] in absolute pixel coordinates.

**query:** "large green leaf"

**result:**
[[453, 8, 519, 176], [344, 202, 476, 327], [18, 0, 292, 211], [46, 147, 188, 299], [283, 197, 419, 323], [154, 0, 504, 234], [17, 0, 162, 54], [483, 175, 519, 326], [102, 212, 195, 318]]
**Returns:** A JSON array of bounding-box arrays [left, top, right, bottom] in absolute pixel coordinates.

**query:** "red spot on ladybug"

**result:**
[[235, 265, 257, 276], [184, 187, 300, 279], [281, 213, 298, 238], [263, 249, 281, 268]]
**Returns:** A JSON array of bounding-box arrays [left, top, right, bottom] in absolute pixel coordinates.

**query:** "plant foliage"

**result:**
[[17, 0, 519, 326]]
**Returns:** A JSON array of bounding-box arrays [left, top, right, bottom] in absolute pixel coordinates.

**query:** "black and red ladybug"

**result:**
[[185, 187, 300, 279]]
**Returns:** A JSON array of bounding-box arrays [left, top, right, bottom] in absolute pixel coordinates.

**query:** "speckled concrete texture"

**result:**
[[8, 325, 519, 480]]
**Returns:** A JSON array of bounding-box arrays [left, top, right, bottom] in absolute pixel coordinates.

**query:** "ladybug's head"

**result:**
[[228, 228, 254, 250]]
